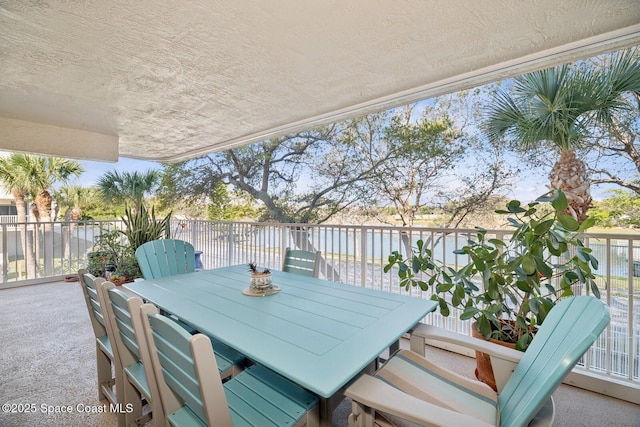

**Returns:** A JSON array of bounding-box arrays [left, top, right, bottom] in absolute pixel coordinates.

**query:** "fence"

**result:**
[[0, 220, 123, 282], [0, 218, 637, 398]]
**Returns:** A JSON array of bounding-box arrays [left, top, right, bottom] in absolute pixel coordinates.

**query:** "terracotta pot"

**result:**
[[106, 272, 133, 287], [111, 278, 134, 286], [471, 321, 517, 392]]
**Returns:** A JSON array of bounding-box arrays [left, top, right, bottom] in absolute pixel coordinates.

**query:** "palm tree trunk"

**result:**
[[35, 189, 55, 275], [61, 206, 81, 266], [12, 191, 37, 278], [549, 150, 592, 223], [30, 202, 42, 276]]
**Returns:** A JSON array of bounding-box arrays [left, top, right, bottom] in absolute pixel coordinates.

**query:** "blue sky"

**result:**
[[77, 155, 609, 203], [74, 157, 163, 186], [0, 150, 613, 203], [75, 145, 620, 204]]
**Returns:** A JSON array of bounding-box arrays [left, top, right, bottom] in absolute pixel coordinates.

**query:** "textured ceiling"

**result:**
[[1, 1, 639, 162]]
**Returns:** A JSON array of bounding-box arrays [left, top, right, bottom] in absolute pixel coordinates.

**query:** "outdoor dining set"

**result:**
[[79, 239, 610, 427]]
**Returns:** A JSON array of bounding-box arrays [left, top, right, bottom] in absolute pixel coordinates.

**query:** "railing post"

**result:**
[[227, 222, 234, 266], [191, 220, 198, 249], [1, 223, 7, 283], [360, 227, 367, 288], [628, 240, 635, 381], [280, 226, 287, 257]]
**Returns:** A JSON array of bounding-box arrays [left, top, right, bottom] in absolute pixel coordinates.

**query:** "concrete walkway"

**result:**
[[1, 280, 638, 426]]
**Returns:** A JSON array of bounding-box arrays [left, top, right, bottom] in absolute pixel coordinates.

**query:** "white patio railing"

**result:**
[[0, 218, 637, 401]]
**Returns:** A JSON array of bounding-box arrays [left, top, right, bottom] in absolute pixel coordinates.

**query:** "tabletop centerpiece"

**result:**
[[248, 262, 273, 292]]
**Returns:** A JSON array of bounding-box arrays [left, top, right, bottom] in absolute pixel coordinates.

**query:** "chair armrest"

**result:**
[[410, 324, 524, 392], [410, 324, 523, 362], [345, 374, 493, 427]]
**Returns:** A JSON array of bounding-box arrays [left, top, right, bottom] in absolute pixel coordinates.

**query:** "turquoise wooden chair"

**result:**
[[97, 280, 161, 427], [139, 303, 320, 427], [98, 282, 246, 427], [282, 247, 321, 278], [78, 269, 117, 405], [135, 239, 195, 279], [135, 238, 245, 377], [346, 296, 611, 427]]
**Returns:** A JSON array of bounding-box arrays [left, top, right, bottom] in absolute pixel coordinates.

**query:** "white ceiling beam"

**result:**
[[0, 117, 119, 162]]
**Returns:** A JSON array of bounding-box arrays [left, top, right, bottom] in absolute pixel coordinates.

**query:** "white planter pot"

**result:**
[[250, 273, 272, 291]]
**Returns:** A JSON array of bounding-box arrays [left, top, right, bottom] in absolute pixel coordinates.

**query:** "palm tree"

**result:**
[[97, 170, 159, 211], [22, 156, 84, 223], [0, 154, 38, 277], [485, 49, 640, 223], [15, 155, 83, 275], [27, 155, 84, 275], [55, 185, 92, 221], [55, 185, 92, 261]]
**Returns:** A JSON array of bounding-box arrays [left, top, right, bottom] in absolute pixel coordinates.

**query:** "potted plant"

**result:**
[[87, 229, 122, 277], [119, 203, 171, 251], [85, 229, 134, 284], [110, 203, 171, 284], [248, 262, 272, 291], [86, 204, 171, 284], [385, 190, 601, 389], [107, 251, 142, 285]]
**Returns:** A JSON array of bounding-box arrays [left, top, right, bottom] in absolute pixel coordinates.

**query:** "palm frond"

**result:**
[[483, 51, 640, 152]]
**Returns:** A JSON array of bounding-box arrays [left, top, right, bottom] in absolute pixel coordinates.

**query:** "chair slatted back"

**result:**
[[498, 296, 610, 426], [141, 305, 231, 425], [79, 269, 118, 405], [98, 281, 165, 425], [282, 247, 320, 277], [136, 239, 195, 279], [79, 269, 107, 338], [107, 286, 143, 361]]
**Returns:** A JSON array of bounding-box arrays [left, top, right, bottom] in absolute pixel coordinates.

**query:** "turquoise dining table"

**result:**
[[125, 264, 437, 426]]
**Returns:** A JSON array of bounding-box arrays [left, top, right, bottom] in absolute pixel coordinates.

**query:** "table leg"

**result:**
[[389, 338, 400, 355], [318, 360, 377, 427], [319, 392, 346, 427]]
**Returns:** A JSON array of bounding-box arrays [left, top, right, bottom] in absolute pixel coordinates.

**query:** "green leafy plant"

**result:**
[[87, 229, 142, 281], [87, 204, 170, 281], [87, 230, 123, 277], [116, 252, 142, 279], [385, 190, 600, 351], [119, 204, 171, 250]]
